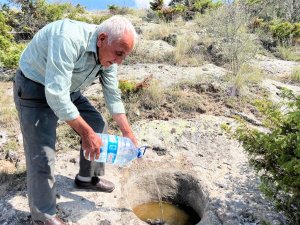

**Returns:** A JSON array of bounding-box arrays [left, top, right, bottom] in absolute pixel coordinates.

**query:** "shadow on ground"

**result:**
[[0, 174, 130, 225]]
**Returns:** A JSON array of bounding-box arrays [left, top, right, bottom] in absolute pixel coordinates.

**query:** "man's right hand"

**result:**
[[66, 115, 102, 161], [82, 132, 103, 161]]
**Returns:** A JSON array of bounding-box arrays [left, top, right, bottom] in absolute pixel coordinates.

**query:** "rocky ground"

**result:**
[[0, 15, 300, 225], [1, 55, 299, 225]]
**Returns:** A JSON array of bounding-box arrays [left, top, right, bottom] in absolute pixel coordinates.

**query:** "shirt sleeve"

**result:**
[[99, 64, 125, 114], [44, 35, 80, 121]]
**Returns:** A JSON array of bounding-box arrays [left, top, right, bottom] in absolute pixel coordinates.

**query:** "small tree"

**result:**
[[150, 0, 164, 11], [0, 10, 26, 69], [230, 89, 300, 224], [244, 0, 300, 23], [0, 11, 13, 51], [8, 0, 86, 39], [200, 1, 259, 96]]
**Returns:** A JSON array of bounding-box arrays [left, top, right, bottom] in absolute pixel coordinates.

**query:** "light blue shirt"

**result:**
[[19, 19, 125, 121]]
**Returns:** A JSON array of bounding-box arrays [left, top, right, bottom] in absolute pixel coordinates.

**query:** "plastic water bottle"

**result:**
[[84, 133, 147, 167]]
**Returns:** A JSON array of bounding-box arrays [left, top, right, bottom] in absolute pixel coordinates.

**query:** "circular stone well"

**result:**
[[125, 171, 221, 225]]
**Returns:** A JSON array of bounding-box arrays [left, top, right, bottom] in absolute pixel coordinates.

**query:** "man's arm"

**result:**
[[66, 116, 102, 160], [99, 65, 138, 147], [112, 113, 138, 147]]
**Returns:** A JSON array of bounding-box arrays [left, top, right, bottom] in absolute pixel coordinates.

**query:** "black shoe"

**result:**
[[33, 216, 66, 225], [74, 175, 115, 193]]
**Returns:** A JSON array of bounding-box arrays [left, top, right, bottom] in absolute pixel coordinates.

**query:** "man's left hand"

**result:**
[[122, 131, 138, 147]]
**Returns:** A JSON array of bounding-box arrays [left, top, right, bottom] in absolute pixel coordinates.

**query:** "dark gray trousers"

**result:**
[[13, 69, 107, 221]]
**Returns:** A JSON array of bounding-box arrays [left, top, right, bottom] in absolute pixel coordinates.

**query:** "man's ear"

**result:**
[[97, 33, 107, 47]]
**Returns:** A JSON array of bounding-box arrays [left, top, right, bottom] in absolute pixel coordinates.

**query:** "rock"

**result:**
[[98, 219, 111, 225], [69, 158, 78, 164], [0, 131, 8, 147], [5, 151, 20, 163], [251, 55, 299, 77], [162, 33, 177, 46], [118, 63, 226, 88], [152, 146, 167, 156]]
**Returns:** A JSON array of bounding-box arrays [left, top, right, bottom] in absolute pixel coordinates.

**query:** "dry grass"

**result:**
[[0, 161, 26, 196], [172, 35, 204, 66], [2, 139, 19, 153], [0, 82, 18, 129], [290, 66, 300, 83], [56, 123, 80, 152], [275, 46, 300, 62], [115, 78, 226, 127], [139, 80, 164, 110], [125, 39, 174, 64], [227, 65, 264, 96], [143, 21, 176, 41], [0, 82, 24, 191], [0, 82, 21, 158]]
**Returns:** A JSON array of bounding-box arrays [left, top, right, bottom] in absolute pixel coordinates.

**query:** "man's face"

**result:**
[[97, 31, 134, 68]]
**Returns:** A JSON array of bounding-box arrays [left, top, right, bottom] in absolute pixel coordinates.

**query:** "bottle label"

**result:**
[[106, 135, 118, 163]]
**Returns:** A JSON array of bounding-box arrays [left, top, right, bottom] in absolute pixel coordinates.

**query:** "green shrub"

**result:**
[[8, 0, 87, 38], [150, 0, 164, 11], [66, 13, 111, 25], [91, 14, 112, 24], [193, 0, 221, 13], [0, 8, 27, 68], [229, 89, 300, 224], [270, 20, 300, 45], [119, 80, 137, 95], [0, 11, 13, 51], [173, 4, 187, 13], [0, 42, 27, 68], [0, 35, 11, 51], [107, 4, 133, 15]]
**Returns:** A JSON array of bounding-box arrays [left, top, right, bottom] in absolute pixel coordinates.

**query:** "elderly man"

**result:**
[[13, 16, 138, 225]]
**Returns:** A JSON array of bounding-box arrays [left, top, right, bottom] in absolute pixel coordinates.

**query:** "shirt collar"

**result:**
[[86, 28, 100, 64]]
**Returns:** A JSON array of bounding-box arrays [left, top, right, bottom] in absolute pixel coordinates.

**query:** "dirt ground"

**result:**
[[1, 55, 300, 224]]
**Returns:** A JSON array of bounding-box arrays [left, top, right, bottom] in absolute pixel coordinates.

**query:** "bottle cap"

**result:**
[[137, 149, 143, 158], [137, 146, 150, 158]]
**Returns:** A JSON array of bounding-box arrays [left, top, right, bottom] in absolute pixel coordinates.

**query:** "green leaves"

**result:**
[[269, 20, 300, 44], [0, 11, 27, 68], [232, 91, 300, 224]]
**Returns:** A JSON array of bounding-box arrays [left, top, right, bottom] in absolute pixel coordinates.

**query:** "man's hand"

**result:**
[[122, 131, 138, 147], [66, 115, 102, 161], [81, 132, 103, 161], [112, 113, 138, 147]]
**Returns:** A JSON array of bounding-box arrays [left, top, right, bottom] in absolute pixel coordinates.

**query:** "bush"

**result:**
[[0, 42, 27, 68], [107, 4, 133, 15], [193, 0, 222, 13], [197, 2, 259, 95], [270, 21, 295, 45], [0, 10, 27, 69], [91, 14, 112, 25], [0, 11, 13, 51], [119, 80, 137, 95], [150, 0, 164, 11], [230, 89, 300, 224], [244, 0, 300, 23], [7, 0, 87, 38]]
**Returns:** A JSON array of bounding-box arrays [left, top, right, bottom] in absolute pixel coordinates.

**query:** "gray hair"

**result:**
[[97, 15, 138, 46]]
